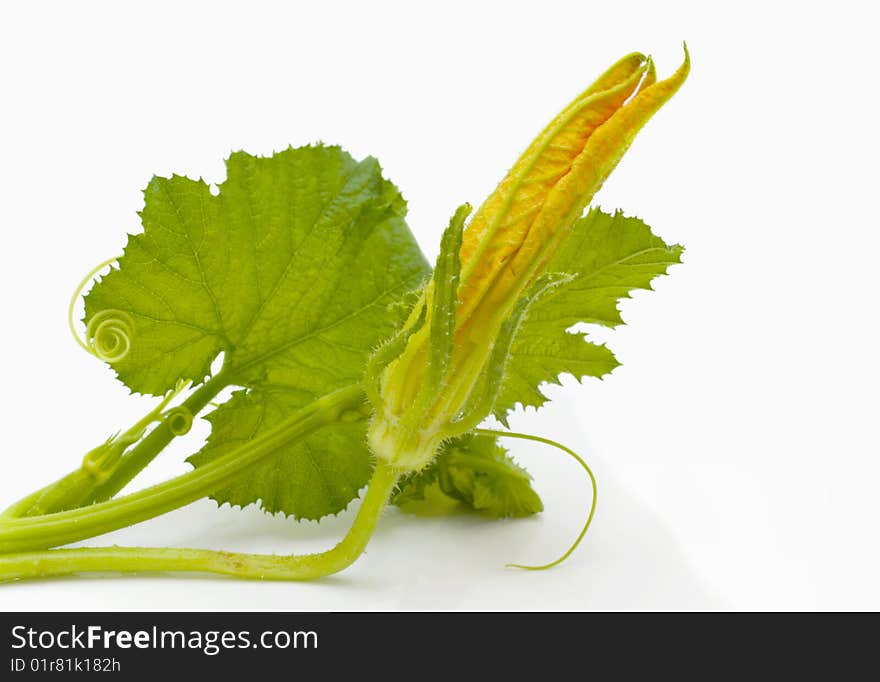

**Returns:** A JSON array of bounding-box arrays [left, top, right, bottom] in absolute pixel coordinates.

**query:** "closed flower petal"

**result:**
[[459, 48, 689, 336]]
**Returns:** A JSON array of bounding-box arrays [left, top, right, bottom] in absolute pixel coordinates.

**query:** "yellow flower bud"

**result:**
[[368, 48, 690, 471]]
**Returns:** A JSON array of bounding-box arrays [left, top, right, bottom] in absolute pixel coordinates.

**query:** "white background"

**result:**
[[1, 1, 877, 611]]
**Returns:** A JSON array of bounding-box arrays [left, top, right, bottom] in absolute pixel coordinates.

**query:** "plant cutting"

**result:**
[[0, 47, 689, 582]]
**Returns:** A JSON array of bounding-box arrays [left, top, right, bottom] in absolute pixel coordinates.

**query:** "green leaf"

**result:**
[[394, 434, 543, 518], [494, 208, 683, 421], [85, 145, 429, 519], [188, 388, 373, 519], [86, 145, 425, 396], [391, 462, 439, 508]]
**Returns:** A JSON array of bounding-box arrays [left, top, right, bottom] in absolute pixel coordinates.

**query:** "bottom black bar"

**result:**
[[0, 611, 873, 675]]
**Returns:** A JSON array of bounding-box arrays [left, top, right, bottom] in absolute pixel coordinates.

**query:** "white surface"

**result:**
[[0, 0, 877, 611]]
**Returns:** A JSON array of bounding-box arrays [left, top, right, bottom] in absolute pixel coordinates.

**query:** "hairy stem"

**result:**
[[0, 386, 365, 554], [0, 460, 398, 582]]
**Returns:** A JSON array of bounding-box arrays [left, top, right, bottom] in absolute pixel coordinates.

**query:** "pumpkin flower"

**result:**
[[368, 48, 690, 471]]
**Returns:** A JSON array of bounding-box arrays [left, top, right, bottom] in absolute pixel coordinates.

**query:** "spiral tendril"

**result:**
[[68, 257, 134, 363], [85, 310, 134, 362]]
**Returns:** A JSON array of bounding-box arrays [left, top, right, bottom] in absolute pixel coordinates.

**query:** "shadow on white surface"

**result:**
[[0, 476, 723, 611]]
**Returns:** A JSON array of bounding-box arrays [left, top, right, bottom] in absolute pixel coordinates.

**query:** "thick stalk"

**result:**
[[0, 460, 398, 582], [0, 386, 365, 554], [1, 371, 228, 518], [0, 490, 47, 519], [5, 471, 99, 519]]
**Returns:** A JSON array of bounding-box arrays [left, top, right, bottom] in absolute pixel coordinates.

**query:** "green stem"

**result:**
[[474, 427, 597, 570], [0, 385, 365, 554], [84, 371, 228, 504], [1, 372, 228, 519], [0, 460, 399, 582], [7, 471, 103, 520]]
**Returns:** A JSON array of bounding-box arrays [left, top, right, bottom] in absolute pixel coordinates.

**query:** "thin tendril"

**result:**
[[473, 427, 597, 571], [85, 310, 134, 362], [68, 257, 119, 353]]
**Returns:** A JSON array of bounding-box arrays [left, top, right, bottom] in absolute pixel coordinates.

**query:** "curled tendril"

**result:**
[[163, 406, 193, 436], [473, 428, 598, 571], [86, 310, 135, 362], [68, 257, 134, 363]]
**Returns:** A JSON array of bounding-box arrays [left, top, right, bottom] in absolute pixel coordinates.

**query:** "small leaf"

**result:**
[[394, 434, 543, 518], [494, 207, 682, 420]]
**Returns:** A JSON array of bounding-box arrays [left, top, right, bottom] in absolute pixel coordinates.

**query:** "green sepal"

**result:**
[[428, 203, 471, 391], [363, 302, 427, 410]]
